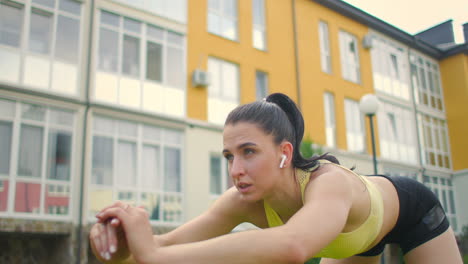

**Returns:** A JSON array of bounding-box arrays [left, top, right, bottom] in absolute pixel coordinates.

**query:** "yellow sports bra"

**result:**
[[263, 160, 384, 259]]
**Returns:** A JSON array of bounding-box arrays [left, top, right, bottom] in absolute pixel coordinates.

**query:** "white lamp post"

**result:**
[[359, 94, 379, 175]]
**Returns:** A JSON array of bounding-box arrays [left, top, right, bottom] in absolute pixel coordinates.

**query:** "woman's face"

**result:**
[[223, 122, 283, 201]]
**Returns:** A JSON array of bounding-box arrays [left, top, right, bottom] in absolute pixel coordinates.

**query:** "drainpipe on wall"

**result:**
[[76, 0, 95, 263], [407, 47, 425, 181], [291, 0, 302, 109]]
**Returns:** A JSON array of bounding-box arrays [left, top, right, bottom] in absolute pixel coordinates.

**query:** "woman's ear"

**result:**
[[279, 141, 293, 168]]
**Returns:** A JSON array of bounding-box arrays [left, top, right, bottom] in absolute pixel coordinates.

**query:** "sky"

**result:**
[[342, 0, 468, 43]]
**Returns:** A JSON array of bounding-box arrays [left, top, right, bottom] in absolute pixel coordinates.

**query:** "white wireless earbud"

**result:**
[[279, 154, 287, 168]]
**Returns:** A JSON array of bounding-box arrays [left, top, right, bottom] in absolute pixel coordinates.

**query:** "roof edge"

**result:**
[[312, 0, 443, 58]]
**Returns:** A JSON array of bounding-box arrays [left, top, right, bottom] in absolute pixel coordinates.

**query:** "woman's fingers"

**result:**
[[96, 201, 129, 222], [107, 219, 118, 254], [90, 223, 111, 261]]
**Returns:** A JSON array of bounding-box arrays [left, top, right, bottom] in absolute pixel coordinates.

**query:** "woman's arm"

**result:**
[[97, 171, 354, 264], [91, 187, 251, 263]]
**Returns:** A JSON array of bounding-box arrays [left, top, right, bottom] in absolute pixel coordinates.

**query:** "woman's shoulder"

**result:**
[[212, 188, 267, 226]]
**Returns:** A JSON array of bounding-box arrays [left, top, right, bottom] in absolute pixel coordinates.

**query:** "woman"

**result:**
[[90, 93, 462, 264]]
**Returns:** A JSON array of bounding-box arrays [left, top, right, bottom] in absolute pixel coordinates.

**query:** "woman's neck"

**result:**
[[263, 167, 303, 223]]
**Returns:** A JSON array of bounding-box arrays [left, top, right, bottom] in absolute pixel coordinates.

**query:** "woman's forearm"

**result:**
[[143, 227, 306, 264]]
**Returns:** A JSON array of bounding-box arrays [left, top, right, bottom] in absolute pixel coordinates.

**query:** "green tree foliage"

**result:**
[[300, 136, 322, 159]]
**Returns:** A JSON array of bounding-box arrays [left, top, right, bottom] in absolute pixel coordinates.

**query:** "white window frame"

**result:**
[[370, 35, 410, 100], [95, 10, 186, 116], [110, 0, 187, 24], [323, 92, 336, 148], [376, 102, 417, 164], [423, 175, 458, 232], [207, 57, 240, 125], [344, 99, 365, 153], [89, 115, 185, 225], [255, 70, 268, 101], [208, 0, 238, 41], [209, 154, 230, 198], [419, 114, 451, 169], [0, 0, 83, 94], [0, 98, 75, 219], [252, 0, 267, 50], [410, 53, 444, 111], [319, 21, 331, 74], [339, 30, 360, 83]]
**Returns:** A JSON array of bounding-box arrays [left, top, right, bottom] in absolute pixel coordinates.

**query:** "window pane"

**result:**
[[118, 120, 137, 137], [59, 0, 81, 15], [47, 130, 71, 181], [208, 59, 221, 97], [142, 192, 160, 220], [143, 125, 161, 140], [101, 11, 119, 27], [167, 31, 183, 46], [45, 184, 70, 215], [146, 41, 162, 81], [210, 156, 222, 194], [208, 0, 219, 9], [166, 47, 184, 88], [29, 8, 53, 54], [122, 35, 140, 76], [0, 2, 23, 47], [98, 28, 119, 72], [222, 62, 238, 101], [162, 193, 182, 222], [55, 15, 80, 63], [255, 71, 268, 100], [164, 148, 181, 192], [252, 0, 265, 25], [147, 24, 164, 40], [21, 103, 46, 121], [49, 109, 74, 126], [15, 182, 41, 213], [253, 28, 265, 50], [92, 136, 113, 185], [124, 17, 141, 33], [0, 180, 9, 211], [164, 129, 182, 145], [0, 121, 13, 174], [208, 13, 220, 35], [33, 0, 54, 8], [223, 0, 237, 17], [116, 141, 136, 187], [18, 125, 43, 177], [94, 116, 115, 134], [221, 17, 236, 40], [142, 145, 160, 189], [0, 98, 15, 118]]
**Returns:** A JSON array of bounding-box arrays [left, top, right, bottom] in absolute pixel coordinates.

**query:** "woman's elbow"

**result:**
[[280, 236, 309, 264]]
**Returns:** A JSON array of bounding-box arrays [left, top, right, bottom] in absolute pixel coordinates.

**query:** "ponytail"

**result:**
[[265, 93, 338, 170], [226, 93, 339, 171]]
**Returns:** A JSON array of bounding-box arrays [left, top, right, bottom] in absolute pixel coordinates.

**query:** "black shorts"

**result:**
[[356, 175, 450, 256]]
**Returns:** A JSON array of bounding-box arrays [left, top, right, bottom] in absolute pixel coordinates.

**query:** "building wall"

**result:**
[[184, 124, 224, 219], [186, 0, 299, 122], [440, 54, 468, 171], [294, 0, 376, 154]]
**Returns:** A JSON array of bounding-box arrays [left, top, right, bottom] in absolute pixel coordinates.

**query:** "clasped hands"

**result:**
[[90, 201, 158, 263]]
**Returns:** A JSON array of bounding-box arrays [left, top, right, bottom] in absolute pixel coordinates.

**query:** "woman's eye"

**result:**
[[224, 154, 233, 161], [244, 149, 255, 155]]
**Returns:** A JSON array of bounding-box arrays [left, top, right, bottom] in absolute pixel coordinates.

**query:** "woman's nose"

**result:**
[[230, 158, 245, 179]]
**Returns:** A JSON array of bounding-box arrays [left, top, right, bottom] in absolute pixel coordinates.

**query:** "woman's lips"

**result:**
[[237, 183, 252, 193]]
